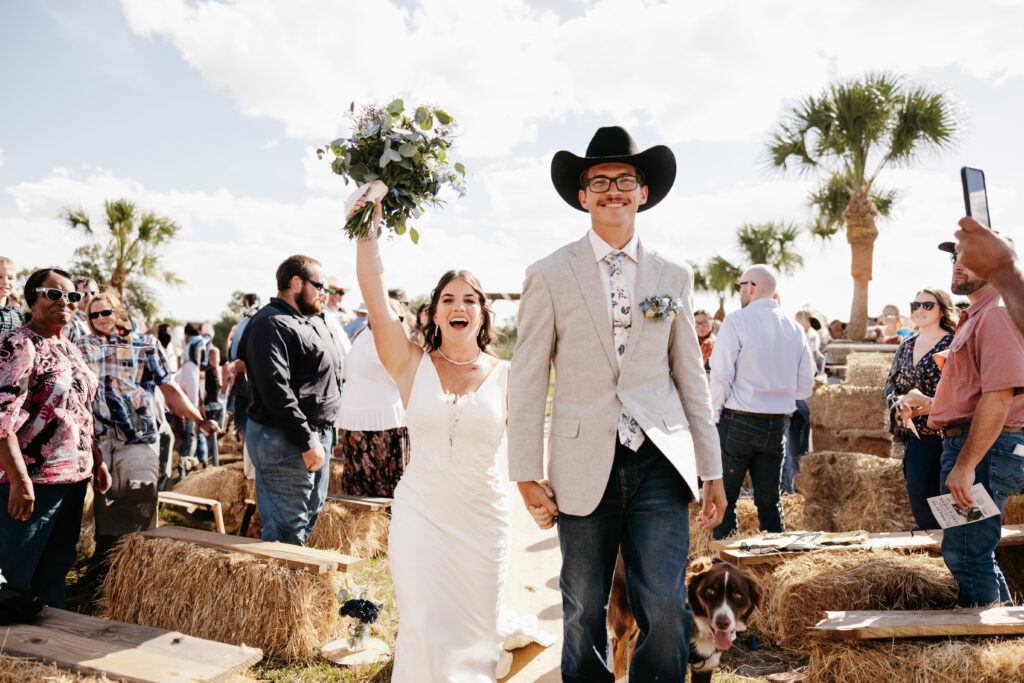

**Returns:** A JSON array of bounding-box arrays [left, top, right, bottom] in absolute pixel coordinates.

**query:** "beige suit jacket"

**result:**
[[508, 233, 722, 516]]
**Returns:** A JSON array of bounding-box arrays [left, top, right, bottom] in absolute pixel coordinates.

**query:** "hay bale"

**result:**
[[996, 545, 1024, 603], [172, 462, 249, 533], [328, 458, 345, 495], [306, 501, 389, 559], [756, 550, 956, 652], [809, 427, 893, 458], [807, 384, 887, 431], [795, 451, 914, 532], [844, 352, 894, 388], [687, 494, 807, 562], [1003, 493, 1024, 526], [0, 654, 110, 682], [100, 534, 345, 661], [808, 637, 1024, 682]]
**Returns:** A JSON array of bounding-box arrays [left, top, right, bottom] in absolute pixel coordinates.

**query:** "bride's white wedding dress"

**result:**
[[389, 353, 512, 682]]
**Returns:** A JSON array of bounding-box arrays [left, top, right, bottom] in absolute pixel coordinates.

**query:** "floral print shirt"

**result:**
[[884, 332, 953, 438], [75, 332, 172, 445], [0, 327, 98, 484]]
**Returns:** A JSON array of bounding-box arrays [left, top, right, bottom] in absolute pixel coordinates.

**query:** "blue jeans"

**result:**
[[557, 439, 693, 683], [781, 400, 809, 494], [0, 480, 88, 607], [714, 411, 788, 541], [904, 434, 943, 530], [246, 420, 332, 545], [940, 431, 1024, 607]]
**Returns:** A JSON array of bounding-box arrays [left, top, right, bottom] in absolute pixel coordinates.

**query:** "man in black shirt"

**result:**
[[238, 255, 342, 545]]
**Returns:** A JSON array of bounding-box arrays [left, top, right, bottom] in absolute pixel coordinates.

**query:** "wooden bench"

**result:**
[[812, 606, 1024, 640], [325, 493, 394, 511], [142, 526, 365, 574], [158, 491, 226, 534], [714, 524, 1024, 565], [0, 606, 262, 682]]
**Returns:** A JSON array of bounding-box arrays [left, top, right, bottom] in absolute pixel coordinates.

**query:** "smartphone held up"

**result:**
[[961, 166, 990, 228]]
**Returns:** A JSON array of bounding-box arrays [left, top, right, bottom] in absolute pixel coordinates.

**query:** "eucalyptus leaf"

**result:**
[[415, 106, 427, 125], [409, 227, 419, 244], [435, 110, 451, 125], [396, 158, 413, 171], [383, 147, 402, 162], [379, 155, 390, 168], [395, 223, 407, 234], [419, 113, 433, 131], [398, 142, 417, 157], [387, 98, 404, 114], [330, 138, 347, 148], [454, 162, 465, 176]]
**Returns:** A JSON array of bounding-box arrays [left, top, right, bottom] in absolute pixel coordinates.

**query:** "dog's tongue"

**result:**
[[713, 629, 735, 651]]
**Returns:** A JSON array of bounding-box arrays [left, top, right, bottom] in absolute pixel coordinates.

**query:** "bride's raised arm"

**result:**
[[354, 196, 422, 391]]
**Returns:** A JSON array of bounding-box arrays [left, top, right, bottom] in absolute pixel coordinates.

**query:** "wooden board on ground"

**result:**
[[812, 606, 1024, 640], [325, 493, 394, 511], [321, 636, 392, 667], [0, 606, 262, 683], [158, 491, 226, 533], [716, 524, 1024, 565], [142, 526, 365, 573]]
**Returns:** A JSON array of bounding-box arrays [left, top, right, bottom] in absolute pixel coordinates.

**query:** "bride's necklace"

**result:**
[[437, 348, 481, 366]]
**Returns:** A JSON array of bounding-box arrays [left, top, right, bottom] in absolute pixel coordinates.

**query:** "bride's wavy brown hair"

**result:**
[[422, 270, 494, 353]]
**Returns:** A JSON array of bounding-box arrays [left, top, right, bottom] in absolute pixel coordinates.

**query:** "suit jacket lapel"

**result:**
[[567, 235, 619, 373], [621, 242, 663, 368]]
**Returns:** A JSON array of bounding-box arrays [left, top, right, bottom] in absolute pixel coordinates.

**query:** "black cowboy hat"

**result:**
[[551, 126, 676, 212]]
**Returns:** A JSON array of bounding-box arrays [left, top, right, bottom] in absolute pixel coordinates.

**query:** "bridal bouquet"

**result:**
[[318, 99, 466, 243]]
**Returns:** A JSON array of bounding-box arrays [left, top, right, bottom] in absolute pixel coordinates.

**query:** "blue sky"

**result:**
[[3, 0, 1024, 326]]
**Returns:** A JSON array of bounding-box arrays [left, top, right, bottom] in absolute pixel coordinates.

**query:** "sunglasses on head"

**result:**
[[910, 301, 936, 312], [35, 288, 83, 304], [88, 309, 114, 320]]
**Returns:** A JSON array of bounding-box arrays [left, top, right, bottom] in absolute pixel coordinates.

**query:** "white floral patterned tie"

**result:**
[[604, 252, 644, 451]]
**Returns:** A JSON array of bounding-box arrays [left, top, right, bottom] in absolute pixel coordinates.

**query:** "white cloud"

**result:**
[[117, 0, 1024, 156]]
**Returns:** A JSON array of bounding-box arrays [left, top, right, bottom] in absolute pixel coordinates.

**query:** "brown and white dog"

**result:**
[[608, 553, 762, 682]]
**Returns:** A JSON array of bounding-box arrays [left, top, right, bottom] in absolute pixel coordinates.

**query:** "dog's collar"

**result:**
[[688, 640, 713, 670]]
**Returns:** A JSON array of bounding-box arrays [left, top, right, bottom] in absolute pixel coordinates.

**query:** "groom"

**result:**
[[509, 126, 726, 682]]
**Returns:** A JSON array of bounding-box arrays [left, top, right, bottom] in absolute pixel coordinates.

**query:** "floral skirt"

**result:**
[[338, 427, 410, 497]]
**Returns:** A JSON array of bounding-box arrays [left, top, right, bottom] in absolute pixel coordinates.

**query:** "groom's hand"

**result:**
[[696, 478, 727, 529], [518, 480, 559, 530]]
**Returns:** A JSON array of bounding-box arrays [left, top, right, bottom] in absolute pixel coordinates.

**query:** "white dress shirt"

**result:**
[[588, 228, 639, 325], [709, 298, 815, 421]]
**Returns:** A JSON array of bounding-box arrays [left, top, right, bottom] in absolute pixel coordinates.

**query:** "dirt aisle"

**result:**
[[500, 483, 563, 682]]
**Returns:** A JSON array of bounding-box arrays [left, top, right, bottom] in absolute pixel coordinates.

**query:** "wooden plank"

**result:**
[[32, 607, 263, 677], [325, 493, 394, 511], [811, 607, 1024, 640], [142, 526, 365, 573], [717, 524, 1024, 565], [158, 492, 226, 534], [1, 624, 227, 683]]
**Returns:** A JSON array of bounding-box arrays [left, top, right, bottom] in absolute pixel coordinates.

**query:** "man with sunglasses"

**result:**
[[236, 254, 343, 545], [709, 265, 815, 540], [62, 276, 98, 342], [918, 239, 1024, 607]]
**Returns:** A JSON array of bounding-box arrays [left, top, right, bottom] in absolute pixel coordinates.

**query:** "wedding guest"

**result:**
[[828, 319, 847, 341], [954, 216, 1024, 338], [694, 309, 714, 378], [884, 288, 956, 530], [173, 324, 206, 477], [344, 303, 368, 339], [0, 257, 23, 334], [337, 292, 409, 497], [200, 322, 223, 468], [0, 269, 109, 608], [237, 255, 342, 545], [62, 276, 98, 342], [76, 291, 214, 572], [409, 303, 429, 348]]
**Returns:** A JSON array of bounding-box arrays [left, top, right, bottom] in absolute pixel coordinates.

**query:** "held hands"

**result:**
[[954, 217, 1017, 282], [518, 480, 559, 530], [696, 478, 727, 530], [302, 441, 326, 473]]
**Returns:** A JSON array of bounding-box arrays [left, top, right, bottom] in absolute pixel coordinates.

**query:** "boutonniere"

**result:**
[[639, 295, 683, 320]]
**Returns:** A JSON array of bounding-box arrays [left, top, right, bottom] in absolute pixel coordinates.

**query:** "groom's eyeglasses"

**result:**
[[583, 175, 641, 193]]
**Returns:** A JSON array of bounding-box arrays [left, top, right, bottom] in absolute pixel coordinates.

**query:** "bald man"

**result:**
[[709, 265, 815, 539]]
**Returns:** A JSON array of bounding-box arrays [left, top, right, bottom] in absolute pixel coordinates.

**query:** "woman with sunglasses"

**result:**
[[884, 287, 958, 529], [74, 291, 214, 576], [0, 269, 110, 608]]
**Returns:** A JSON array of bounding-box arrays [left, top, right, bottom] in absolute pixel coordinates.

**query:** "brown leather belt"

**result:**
[[943, 421, 1024, 438], [723, 408, 787, 419]]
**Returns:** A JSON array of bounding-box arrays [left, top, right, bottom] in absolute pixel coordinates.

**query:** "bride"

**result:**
[[354, 197, 547, 681]]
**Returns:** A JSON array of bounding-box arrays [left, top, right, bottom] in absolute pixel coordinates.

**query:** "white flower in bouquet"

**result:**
[[318, 99, 467, 243]]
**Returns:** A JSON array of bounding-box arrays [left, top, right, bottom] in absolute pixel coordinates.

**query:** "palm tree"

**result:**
[[705, 255, 743, 320], [735, 221, 803, 276], [62, 199, 183, 322], [768, 72, 959, 339]]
